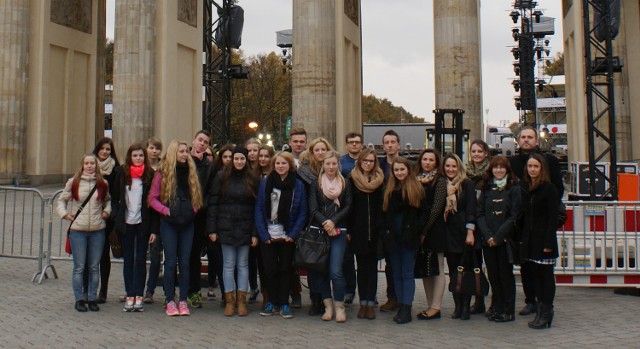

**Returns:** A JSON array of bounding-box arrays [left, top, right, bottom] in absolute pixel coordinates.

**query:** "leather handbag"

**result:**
[[414, 245, 439, 278], [293, 226, 330, 273], [65, 185, 98, 254], [448, 248, 490, 297]]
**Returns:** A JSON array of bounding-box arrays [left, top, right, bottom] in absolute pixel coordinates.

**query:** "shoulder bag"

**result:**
[[448, 247, 490, 297], [65, 185, 98, 254], [293, 226, 330, 273]]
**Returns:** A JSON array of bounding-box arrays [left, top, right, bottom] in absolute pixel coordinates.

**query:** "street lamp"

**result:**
[[248, 121, 258, 132]]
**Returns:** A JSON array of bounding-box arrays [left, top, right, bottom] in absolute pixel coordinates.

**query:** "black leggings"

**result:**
[[355, 253, 378, 303], [530, 262, 555, 306]]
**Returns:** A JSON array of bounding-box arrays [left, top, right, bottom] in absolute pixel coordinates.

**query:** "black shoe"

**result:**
[[519, 303, 537, 316], [460, 296, 471, 320], [417, 310, 441, 320], [528, 304, 553, 329], [494, 314, 515, 322], [75, 300, 88, 312], [96, 295, 107, 304], [88, 301, 100, 312], [470, 300, 486, 315], [396, 304, 412, 324], [451, 295, 462, 319]]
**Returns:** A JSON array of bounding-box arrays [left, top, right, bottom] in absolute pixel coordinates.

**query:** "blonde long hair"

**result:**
[[383, 157, 424, 211], [300, 137, 335, 174], [317, 150, 345, 189], [442, 153, 467, 198], [159, 140, 203, 210]]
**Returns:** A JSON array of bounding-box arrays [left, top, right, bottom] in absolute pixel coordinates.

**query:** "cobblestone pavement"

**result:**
[[1, 257, 639, 349]]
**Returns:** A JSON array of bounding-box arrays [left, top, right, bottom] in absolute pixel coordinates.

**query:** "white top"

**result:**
[[125, 178, 143, 225]]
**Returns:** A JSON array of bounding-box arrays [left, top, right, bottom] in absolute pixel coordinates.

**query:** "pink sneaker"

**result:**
[[178, 300, 190, 316], [166, 300, 179, 316]]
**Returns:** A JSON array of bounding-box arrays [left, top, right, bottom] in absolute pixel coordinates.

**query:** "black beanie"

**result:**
[[232, 146, 249, 159]]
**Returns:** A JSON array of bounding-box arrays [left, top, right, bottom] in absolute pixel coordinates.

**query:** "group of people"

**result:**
[[56, 125, 562, 329]]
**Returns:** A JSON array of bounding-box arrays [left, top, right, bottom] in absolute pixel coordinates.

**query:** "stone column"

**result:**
[[292, 0, 337, 144], [112, 0, 156, 155], [433, 0, 483, 140], [0, 0, 29, 183]]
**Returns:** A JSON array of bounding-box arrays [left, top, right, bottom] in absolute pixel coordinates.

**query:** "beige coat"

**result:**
[[57, 176, 111, 232]]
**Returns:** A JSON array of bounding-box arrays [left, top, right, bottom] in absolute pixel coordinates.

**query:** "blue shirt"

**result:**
[[340, 154, 357, 178]]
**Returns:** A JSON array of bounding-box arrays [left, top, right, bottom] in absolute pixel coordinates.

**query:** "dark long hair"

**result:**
[[122, 143, 154, 187], [213, 144, 235, 174], [223, 153, 258, 199], [524, 153, 550, 190], [415, 148, 442, 177], [92, 137, 121, 166], [482, 155, 516, 190]]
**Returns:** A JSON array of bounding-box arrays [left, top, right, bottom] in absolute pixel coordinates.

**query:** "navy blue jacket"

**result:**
[[254, 176, 308, 242]]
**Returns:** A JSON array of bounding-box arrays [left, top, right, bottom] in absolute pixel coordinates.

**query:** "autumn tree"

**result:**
[[362, 94, 424, 123], [105, 40, 114, 84]]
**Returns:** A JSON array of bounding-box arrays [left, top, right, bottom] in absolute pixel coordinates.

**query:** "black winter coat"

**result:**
[[208, 170, 259, 247], [422, 176, 447, 253], [348, 181, 384, 255], [477, 180, 521, 247], [519, 181, 559, 260], [509, 148, 564, 199], [111, 166, 152, 235], [383, 189, 428, 249], [308, 178, 352, 230], [444, 178, 479, 253]]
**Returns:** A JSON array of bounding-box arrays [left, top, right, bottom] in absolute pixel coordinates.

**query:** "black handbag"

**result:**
[[414, 246, 439, 278], [293, 226, 330, 273], [448, 248, 490, 297]]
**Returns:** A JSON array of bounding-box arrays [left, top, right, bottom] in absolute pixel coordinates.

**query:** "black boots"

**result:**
[[394, 304, 412, 324], [460, 295, 471, 320], [87, 301, 100, 312], [308, 292, 325, 316], [75, 300, 88, 312], [519, 302, 537, 315], [529, 304, 554, 329], [451, 294, 462, 319], [470, 296, 486, 315]]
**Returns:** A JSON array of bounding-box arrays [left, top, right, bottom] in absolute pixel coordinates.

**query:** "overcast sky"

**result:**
[[106, 0, 563, 127]]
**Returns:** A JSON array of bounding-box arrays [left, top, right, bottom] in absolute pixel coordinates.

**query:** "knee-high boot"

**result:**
[[460, 295, 472, 320], [451, 294, 463, 319]]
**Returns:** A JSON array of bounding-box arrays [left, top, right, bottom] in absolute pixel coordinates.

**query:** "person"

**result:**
[[92, 137, 120, 304], [382, 157, 426, 324], [111, 144, 155, 312], [288, 128, 308, 167], [255, 152, 308, 318], [509, 126, 563, 317], [308, 150, 352, 323], [213, 144, 234, 174], [477, 155, 521, 322], [340, 132, 363, 304], [245, 139, 266, 304], [348, 148, 384, 320], [245, 138, 261, 170], [520, 153, 559, 329], [143, 137, 163, 304], [415, 149, 448, 321], [465, 139, 490, 315], [208, 146, 260, 317], [255, 145, 275, 178], [379, 130, 401, 313], [148, 140, 203, 316], [57, 154, 111, 312], [442, 153, 478, 321], [186, 130, 217, 309]]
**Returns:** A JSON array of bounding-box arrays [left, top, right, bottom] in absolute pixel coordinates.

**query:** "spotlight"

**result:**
[[511, 47, 520, 60], [513, 62, 520, 76], [534, 10, 543, 23], [537, 79, 546, 92], [544, 39, 550, 46], [512, 28, 520, 42], [512, 79, 521, 92], [510, 10, 520, 24]]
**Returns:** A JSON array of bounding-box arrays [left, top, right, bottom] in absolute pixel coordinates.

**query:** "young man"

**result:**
[[288, 128, 308, 167], [509, 126, 564, 317], [339, 132, 363, 304]]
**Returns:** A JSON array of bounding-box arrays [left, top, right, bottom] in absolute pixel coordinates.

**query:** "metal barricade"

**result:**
[[0, 186, 47, 282], [553, 201, 640, 287]]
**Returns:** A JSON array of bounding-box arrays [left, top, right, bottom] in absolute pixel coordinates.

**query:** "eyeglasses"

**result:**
[[347, 141, 362, 145]]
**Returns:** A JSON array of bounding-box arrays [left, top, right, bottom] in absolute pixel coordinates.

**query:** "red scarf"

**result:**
[[130, 164, 145, 179]]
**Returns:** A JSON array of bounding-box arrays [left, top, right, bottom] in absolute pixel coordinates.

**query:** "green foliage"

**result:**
[[105, 40, 114, 84], [362, 94, 424, 123], [543, 52, 564, 76]]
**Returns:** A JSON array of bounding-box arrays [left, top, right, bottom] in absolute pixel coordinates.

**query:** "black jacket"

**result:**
[[444, 178, 478, 253], [308, 178, 352, 230], [477, 180, 521, 247], [509, 147, 564, 199], [348, 181, 384, 255], [422, 176, 448, 253], [208, 170, 259, 247], [192, 155, 216, 235], [111, 166, 152, 235], [383, 189, 428, 249], [519, 181, 559, 260]]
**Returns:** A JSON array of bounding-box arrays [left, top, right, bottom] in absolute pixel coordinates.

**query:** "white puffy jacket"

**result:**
[[57, 176, 111, 232]]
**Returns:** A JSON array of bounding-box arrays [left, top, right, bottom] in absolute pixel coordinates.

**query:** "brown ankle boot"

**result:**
[[357, 305, 367, 318], [237, 291, 248, 316], [365, 305, 376, 320], [380, 298, 398, 312], [224, 292, 236, 317]]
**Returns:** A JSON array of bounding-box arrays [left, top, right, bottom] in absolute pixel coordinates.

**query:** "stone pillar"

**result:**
[[0, 0, 29, 183], [433, 0, 483, 141], [292, 0, 337, 144], [112, 0, 156, 156]]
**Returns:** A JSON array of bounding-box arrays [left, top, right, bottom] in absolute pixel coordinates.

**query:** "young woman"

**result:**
[[308, 150, 352, 323], [382, 157, 426, 324], [255, 152, 307, 318], [255, 145, 275, 178], [208, 146, 260, 317], [111, 144, 155, 312], [477, 156, 521, 322], [143, 137, 163, 304], [148, 140, 203, 316], [442, 153, 478, 321], [57, 154, 111, 312], [213, 145, 234, 174], [521, 153, 559, 329], [92, 137, 120, 304], [465, 139, 490, 315], [245, 138, 261, 170], [348, 148, 384, 320], [415, 149, 448, 321]]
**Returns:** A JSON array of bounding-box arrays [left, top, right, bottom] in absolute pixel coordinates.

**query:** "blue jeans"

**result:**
[[221, 244, 250, 292], [160, 220, 194, 302], [121, 224, 148, 297], [69, 230, 105, 302], [311, 232, 347, 302], [389, 241, 418, 305]]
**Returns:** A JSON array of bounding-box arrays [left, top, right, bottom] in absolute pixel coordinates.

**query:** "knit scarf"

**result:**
[[466, 158, 490, 179], [98, 157, 116, 176], [418, 170, 438, 185], [350, 167, 384, 193], [130, 164, 145, 179], [265, 171, 296, 230], [494, 175, 508, 190], [321, 174, 343, 207], [444, 176, 460, 220]]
